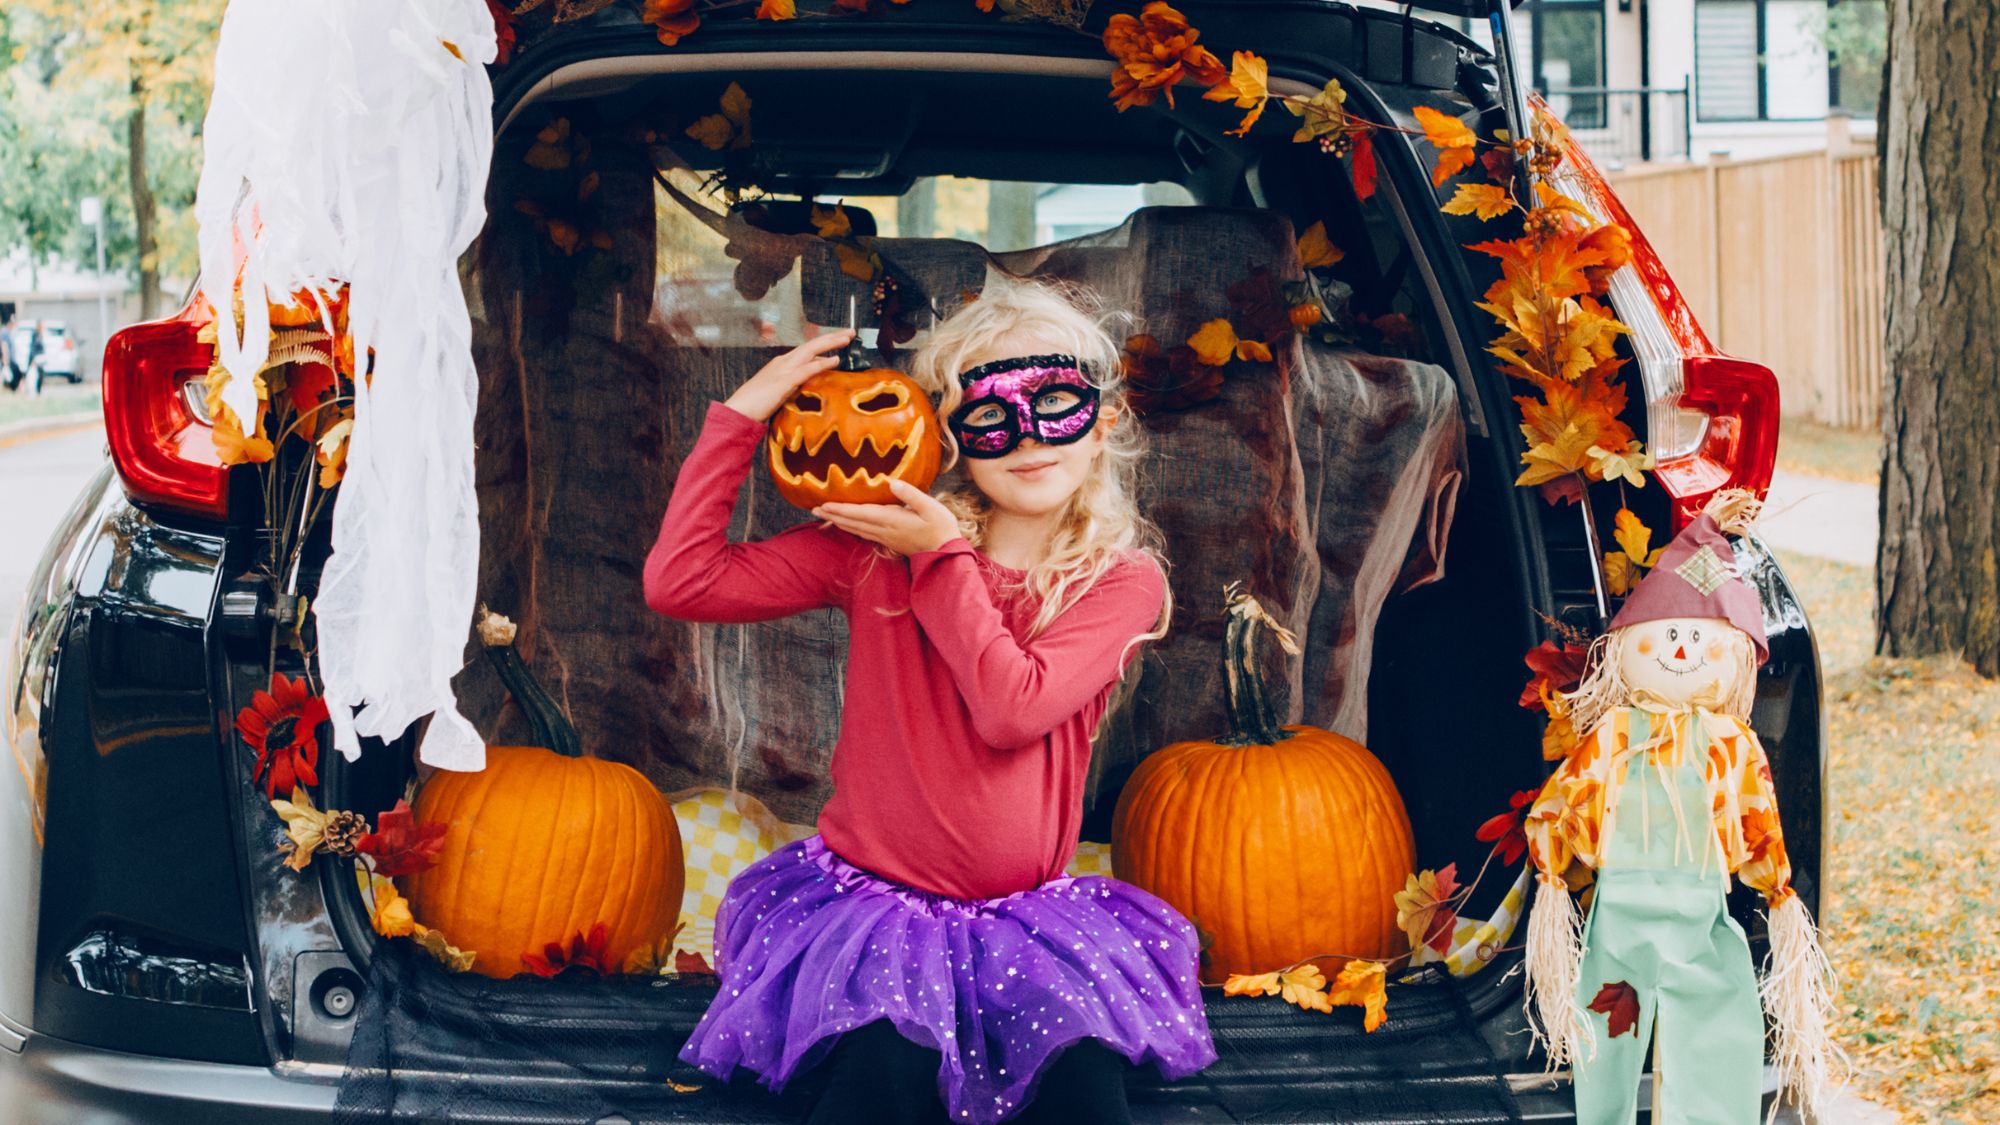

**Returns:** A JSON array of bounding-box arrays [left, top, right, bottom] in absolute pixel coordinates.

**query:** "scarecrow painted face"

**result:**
[[766, 367, 943, 508], [1611, 616, 1754, 711]]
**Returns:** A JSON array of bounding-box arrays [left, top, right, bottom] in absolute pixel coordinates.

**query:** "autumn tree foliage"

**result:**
[[0, 0, 226, 318], [1877, 2, 2000, 672]]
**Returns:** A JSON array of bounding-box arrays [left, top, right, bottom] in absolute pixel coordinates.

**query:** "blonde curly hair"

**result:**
[[907, 275, 1169, 642]]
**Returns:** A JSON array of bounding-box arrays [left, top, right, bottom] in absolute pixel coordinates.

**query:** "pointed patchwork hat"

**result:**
[[1606, 489, 1769, 665]]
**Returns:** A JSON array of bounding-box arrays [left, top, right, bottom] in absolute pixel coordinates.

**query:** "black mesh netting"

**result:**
[[334, 943, 1524, 1123]]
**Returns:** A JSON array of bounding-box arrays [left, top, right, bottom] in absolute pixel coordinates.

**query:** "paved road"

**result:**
[[0, 423, 108, 643]]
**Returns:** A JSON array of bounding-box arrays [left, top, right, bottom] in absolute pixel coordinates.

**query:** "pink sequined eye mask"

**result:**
[[948, 354, 1101, 459]]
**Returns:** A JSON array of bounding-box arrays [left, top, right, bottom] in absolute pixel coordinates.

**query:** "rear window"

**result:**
[[459, 64, 1490, 876]]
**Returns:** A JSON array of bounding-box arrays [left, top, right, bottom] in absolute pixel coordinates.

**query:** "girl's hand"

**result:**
[[723, 330, 854, 423], [813, 480, 961, 557]]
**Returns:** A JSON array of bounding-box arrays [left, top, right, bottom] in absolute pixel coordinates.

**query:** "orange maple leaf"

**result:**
[[1187, 318, 1269, 366], [1532, 181, 1595, 222], [1203, 51, 1269, 137], [1277, 963, 1334, 1013], [1413, 105, 1477, 186], [1443, 182, 1515, 221], [212, 401, 275, 467], [1328, 959, 1388, 1031], [1223, 970, 1282, 997], [1297, 220, 1343, 269], [1540, 688, 1581, 761], [1512, 379, 1628, 488], [811, 204, 853, 240], [1394, 865, 1461, 955], [1742, 806, 1785, 865]]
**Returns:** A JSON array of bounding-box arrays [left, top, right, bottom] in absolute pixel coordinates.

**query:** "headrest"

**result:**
[[798, 206, 1307, 343], [799, 237, 989, 329]]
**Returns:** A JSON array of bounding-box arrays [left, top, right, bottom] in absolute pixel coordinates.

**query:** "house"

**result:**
[[1365, 0, 1884, 166]]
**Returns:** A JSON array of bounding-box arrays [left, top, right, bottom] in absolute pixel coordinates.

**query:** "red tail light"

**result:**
[[101, 304, 229, 520], [1540, 99, 1782, 526], [1651, 355, 1782, 519]]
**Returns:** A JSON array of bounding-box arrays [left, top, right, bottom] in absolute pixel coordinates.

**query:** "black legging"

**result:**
[[804, 1020, 1133, 1125]]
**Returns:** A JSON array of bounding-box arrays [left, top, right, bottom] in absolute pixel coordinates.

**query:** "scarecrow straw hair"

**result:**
[[1523, 874, 1591, 1071], [1761, 894, 1845, 1121], [1703, 486, 1763, 538]]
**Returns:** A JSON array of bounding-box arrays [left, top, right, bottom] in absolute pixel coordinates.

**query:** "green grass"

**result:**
[[1777, 418, 1881, 485], [1774, 548, 2000, 1123], [1774, 549, 1875, 676], [0, 381, 101, 429]]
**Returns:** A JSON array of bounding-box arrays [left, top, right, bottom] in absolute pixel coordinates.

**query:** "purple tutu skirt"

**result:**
[[677, 835, 1217, 1123]]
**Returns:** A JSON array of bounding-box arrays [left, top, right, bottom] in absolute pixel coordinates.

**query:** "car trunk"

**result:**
[[308, 50, 1552, 1123]]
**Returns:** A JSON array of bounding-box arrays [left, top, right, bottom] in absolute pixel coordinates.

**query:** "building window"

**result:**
[[1828, 0, 1886, 118], [1696, 0, 1868, 123], [1527, 0, 1607, 127], [1524, 0, 1606, 94]]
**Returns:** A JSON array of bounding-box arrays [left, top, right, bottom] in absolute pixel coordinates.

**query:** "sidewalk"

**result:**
[[1761, 470, 1878, 566]]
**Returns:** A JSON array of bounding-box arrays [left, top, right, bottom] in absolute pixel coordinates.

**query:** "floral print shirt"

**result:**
[[1523, 704, 1795, 906]]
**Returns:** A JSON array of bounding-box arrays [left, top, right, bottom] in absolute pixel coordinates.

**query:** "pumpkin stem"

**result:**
[[1219, 583, 1298, 747], [478, 605, 583, 758]]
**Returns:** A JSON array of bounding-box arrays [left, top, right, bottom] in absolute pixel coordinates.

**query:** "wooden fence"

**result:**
[[1603, 119, 1884, 430]]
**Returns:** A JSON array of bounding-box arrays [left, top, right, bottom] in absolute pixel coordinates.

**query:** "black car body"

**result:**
[[0, 1, 1818, 1121]]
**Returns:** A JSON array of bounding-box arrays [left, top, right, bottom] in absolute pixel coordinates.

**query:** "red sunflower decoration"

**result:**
[[237, 672, 329, 798], [522, 923, 617, 978]]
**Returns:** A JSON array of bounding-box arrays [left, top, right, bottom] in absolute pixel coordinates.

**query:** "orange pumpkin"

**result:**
[[766, 359, 942, 509], [1111, 586, 1414, 983], [404, 611, 684, 978]]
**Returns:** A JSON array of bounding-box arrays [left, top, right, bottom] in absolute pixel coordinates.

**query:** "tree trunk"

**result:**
[[1877, 1, 2000, 671], [896, 177, 937, 239], [127, 71, 159, 320], [985, 181, 1037, 253]]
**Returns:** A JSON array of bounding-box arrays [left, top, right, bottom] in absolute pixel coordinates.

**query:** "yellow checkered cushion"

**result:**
[[671, 788, 814, 957], [670, 787, 1120, 958], [1065, 840, 1115, 879]]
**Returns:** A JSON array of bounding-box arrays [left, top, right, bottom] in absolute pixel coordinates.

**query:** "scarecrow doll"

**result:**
[[1523, 490, 1837, 1123]]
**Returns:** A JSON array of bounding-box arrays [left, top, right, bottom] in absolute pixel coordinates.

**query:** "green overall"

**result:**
[[1572, 709, 1763, 1125]]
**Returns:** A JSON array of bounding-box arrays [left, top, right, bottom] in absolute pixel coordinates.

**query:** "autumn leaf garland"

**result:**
[[1097, 4, 1650, 500]]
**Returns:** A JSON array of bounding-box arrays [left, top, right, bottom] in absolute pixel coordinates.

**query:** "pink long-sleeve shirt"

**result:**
[[644, 402, 1165, 900]]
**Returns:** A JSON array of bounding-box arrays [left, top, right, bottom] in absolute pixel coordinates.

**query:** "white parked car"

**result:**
[[5, 321, 82, 392]]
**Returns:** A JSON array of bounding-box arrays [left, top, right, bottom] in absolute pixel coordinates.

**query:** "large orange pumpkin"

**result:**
[[766, 358, 942, 509], [1112, 586, 1414, 983], [404, 612, 684, 978]]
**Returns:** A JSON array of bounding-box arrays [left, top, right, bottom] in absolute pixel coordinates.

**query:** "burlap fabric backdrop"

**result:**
[[459, 112, 1463, 830]]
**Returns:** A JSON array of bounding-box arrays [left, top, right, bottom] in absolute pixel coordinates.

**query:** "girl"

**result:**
[[644, 279, 1216, 1124]]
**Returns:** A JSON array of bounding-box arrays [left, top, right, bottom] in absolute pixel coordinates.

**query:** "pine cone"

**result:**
[[321, 811, 370, 858]]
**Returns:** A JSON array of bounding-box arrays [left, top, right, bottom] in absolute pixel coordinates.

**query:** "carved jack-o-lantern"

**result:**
[[766, 367, 943, 508]]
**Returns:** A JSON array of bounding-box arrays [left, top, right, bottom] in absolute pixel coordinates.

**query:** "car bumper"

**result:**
[[0, 1029, 1809, 1125], [0, 1032, 337, 1124]]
